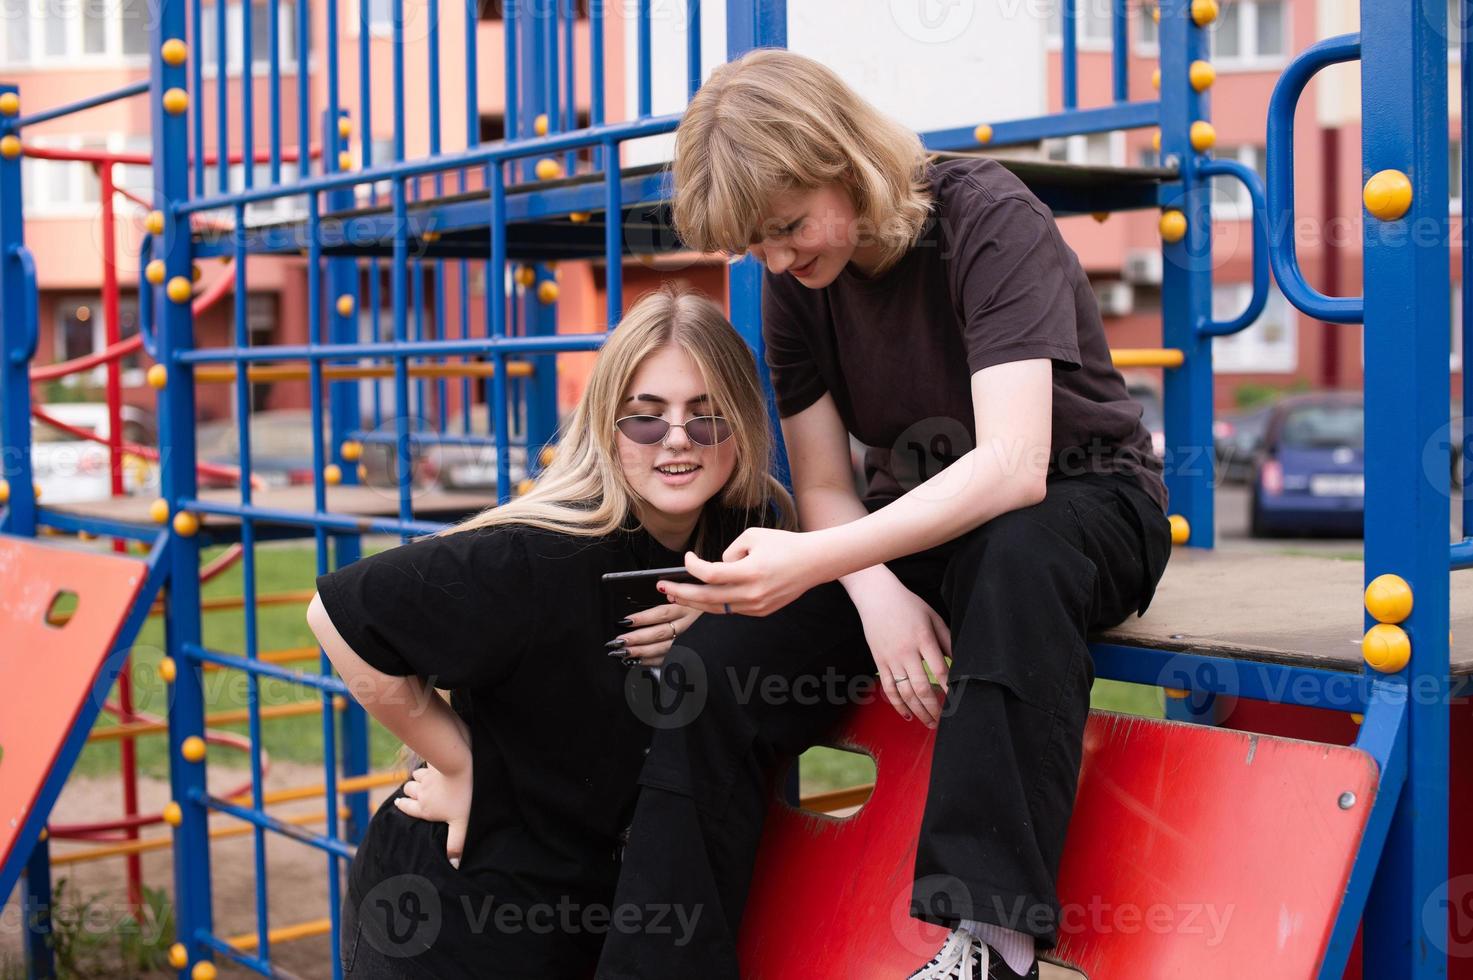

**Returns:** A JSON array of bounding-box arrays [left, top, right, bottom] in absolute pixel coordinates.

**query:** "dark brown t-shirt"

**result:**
[[762, 156, 1168, 513]]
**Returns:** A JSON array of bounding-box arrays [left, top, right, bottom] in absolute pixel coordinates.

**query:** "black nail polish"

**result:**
[[617, 617, 634, 627], [606, 649, 626, 658], [605, 638, 627, 649]]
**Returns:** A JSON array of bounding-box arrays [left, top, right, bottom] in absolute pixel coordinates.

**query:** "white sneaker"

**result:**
[[906, 929, 982, 979]]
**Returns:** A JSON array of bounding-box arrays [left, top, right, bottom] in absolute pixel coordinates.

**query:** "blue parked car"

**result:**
[[1249, 392, 1364, 538]]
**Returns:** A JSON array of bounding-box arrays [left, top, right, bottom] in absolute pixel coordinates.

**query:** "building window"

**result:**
[[53, 294, 144, 386], [1135, 2, 1158, 51], [2, 0, 151, 67], [1208, 0, 1287, 66], [1043, 131, 1125, 167], [1212, 283, 1295, 374], [1453, 137, 1464, 215], [476, 0, 590, 20], [1045, 0, 1116, 49], [199, 0, 298, 76], [1209, 145, 1267, 221], [198, 158, 305, 225], [1454, 283, 1464, 372]]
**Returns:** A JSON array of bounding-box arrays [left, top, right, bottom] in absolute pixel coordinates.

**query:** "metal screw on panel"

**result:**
[[1338, 792, 1356, 810]]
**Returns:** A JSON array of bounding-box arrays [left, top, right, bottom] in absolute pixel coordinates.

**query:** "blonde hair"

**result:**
[[436, 283, 796, 549], [671, 48, 933, 275]]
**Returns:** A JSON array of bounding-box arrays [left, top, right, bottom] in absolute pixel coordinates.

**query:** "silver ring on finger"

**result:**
[[893, 675, 910, 685], [668, 623, 677, 641]]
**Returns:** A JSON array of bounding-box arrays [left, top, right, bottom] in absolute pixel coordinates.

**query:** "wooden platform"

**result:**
[[1097, 546, 1473, 676]]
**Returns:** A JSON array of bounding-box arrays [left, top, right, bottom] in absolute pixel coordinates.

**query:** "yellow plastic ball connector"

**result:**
[[0, 479, 8, 504], [181, 735, 207, 762], [0, 92, 18, 116], [569, 211, 591, 223], [535, 158, 563, 180], [161, 38, 188, 66], [1190, 60, 1216, 92], [515, 265, 537, 288], [534, 113, 550, 136], [1151, 129, 1162, 151], [145, 209, 166, 235], [539, 445, 557, 467], [0, 135, 20, 160], [1159, 210, 1188, 244], [1167, 513, 1190, 545], [1363, 169, 1413, 222], [1362, 623, 1411, 674], [167, 276, 193, 304], [338, 116, 353, 139], [1363, 573, 1413, 624], [537, 280, 560, 304], [324, 463, 343, 485], [162, 87, 188, 115], [146, 259, 166, 285], [173, 510, 200, 537], [341, 440, 364, 462], [147, 364, 168, 389], [163, 801, 183, 827], [168, 943, 189, 969], [973, 124, 993, 145], [158, 656, 177, 683], [336, 294, 355, 317], [192, 961, 218, 980], [1189, 121, 1216, 152], [1191, 0, 1219, 27], [149, 498, 170, 524], [1151, 68, 1161, 90]]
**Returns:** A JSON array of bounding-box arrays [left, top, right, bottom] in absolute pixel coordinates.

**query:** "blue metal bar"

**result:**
[[183, 642, 352, 696], [23, 829, 53, 978], [348, 429, 531, 449], [11, 80, 150, 128], [603, 140, 623, 324], [35, 509, 164, 543], [193, 931, 278, 977], [1463, 0, 1472, 540], [687, 0, 703, 98], [491, 164, 512, 504], [177, 113, 682, 214], [180, 497, 446, 536], [1062, 0, 1078, 110], [391, 176, 415, 525], [504, 0, 520, 140], [1359, 0, 1452, 970], [191, 0, 203, 197], [1266, 33, 1364, 324], [216, 0, 228, 194], [922, 101, 1163, 152], [1195, 158, 1269, 337], [270, 0, 283, 182], [638, 0, 652, 117], [1157, 0, 1212, 548], [230, 196, 270, 967], [563, 0, 576, 175], [189, 788, 356, 860], [176, 333, 607, 364], [6, 244, 37, 364], [591, 0, 605, 169], [136, 233, 160, 359], [1112, 0, 1128, 102], [297, 0, 311, 176], [241, 1, 254, 190]]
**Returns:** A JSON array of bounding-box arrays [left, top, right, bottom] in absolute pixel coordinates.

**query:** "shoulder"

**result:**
[[929, 157, 1054, 227]]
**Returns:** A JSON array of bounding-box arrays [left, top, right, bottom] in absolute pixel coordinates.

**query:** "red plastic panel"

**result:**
[[739, 703, 1379, 979], [0, 536, 147, 870]]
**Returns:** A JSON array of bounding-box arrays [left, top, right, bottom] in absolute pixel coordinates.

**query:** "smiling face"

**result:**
[[748, 183, 884, 288], [616, 344, 738, 542]]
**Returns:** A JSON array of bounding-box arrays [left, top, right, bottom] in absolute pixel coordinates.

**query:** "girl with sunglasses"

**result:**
[[593, 50, 1175, 980], [307, 285, 872, 978]]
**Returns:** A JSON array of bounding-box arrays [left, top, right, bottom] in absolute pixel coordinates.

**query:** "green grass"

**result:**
[[77, 543, 1167, 796]]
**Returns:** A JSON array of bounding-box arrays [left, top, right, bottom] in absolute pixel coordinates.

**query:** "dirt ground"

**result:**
[[0, 760, 395, 979]]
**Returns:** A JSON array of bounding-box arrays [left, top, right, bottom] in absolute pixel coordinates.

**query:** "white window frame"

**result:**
[[1451, 0, 1464, 61], [1209, 145, 1266, 222], [22, 133, 153, 221], [351, 0, 395, 38], [1454, 282, 1464, 372], [1208, 0, 1289, 72], [1044, 0, 1118, 53], [198, 0, 303, 78], [1134, 1, 1159, 55], [1, 0, 151, 71], [195, 157, 306, 226], [1452, 135, 1464, 217], [1212, 283, 1297, 374]]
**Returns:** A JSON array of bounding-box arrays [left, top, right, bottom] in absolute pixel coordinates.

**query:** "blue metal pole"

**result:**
[[153, 0, 215, 974], [0, 83, 38, 539], [1359, 0, 1452, 973], [1061, 0, 1078, 110], [1156, 0, 1213, 548]]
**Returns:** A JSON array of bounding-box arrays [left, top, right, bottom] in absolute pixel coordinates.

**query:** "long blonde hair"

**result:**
[[438, 283, 796, 551], [671, 48, 933, 275]]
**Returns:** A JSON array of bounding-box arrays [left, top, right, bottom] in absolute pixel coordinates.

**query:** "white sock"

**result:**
[[960, 919, 1036, 976]]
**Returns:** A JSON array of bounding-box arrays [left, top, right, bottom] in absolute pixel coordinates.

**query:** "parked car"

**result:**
[[197, 410, 334, 489], [1214, 403, 1275, 484], [1249, 392, 1364, 537], [32, 403, 158, 503]]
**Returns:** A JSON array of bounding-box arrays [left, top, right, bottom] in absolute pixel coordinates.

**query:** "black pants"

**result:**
[[594, 472, 1172, 980]]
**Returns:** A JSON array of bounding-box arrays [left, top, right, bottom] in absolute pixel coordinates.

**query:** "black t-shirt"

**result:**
[[315, 501, 767, 978], [762, 156, 1168, 514]]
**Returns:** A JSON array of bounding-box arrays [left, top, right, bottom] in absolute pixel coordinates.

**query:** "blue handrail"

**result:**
[[7, 244, 37, 365], [1196, 158, 1269, 337], [135, 233, 159, 361], [1266, 32, 1364, 324]]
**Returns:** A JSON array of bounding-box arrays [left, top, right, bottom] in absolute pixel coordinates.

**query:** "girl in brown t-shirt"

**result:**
[[608, 48, 1172, 980]]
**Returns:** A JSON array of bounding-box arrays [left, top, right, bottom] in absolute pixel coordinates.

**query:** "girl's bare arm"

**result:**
[[307, 592, 472, 777]]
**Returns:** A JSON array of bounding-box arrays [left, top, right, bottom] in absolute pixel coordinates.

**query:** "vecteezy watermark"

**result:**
[[1422, 873, 1473, 958], [353, 875, 705, 957], [889, 0, 977, 45], [624, 643, 709, 728]]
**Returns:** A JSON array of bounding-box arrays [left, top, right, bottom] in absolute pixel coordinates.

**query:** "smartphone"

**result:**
[[601, 566, 699, 634]]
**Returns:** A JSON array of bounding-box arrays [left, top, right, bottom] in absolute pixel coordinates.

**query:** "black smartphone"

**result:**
[[601, 566, 699, 634]]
